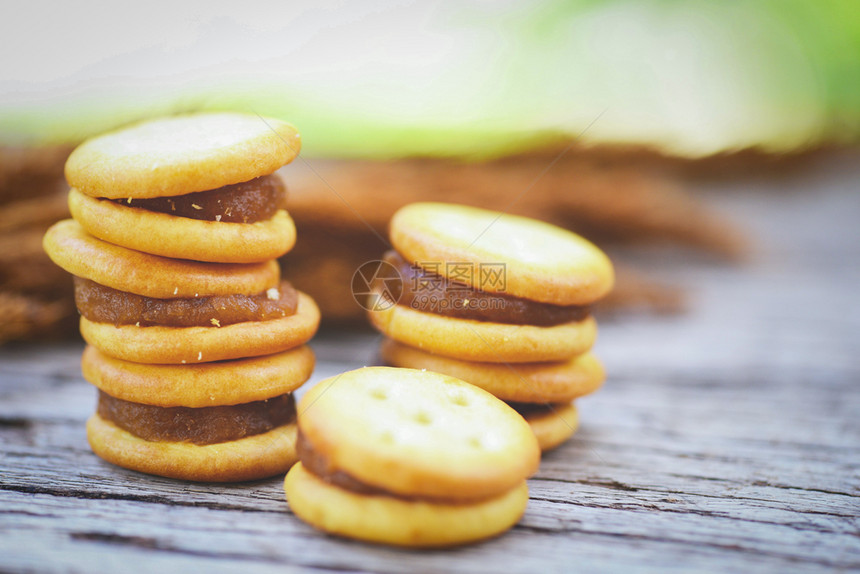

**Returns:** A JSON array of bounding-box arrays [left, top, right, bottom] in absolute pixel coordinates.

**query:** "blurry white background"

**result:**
[[1, 0, 856, 157]]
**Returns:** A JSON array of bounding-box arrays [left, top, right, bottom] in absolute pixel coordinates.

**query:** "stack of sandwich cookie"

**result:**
[[284, 366, 540, 547], [368, 202, 613, 451], [43, 112, 320, 481]]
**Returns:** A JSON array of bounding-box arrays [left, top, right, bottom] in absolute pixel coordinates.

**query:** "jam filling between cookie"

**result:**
[[376, 250, 590, 326], [297, 430, 490, 504], [508, 401, 559, 422], [97, 391, 296, 445], [110, 174, 286, 223], [74, 277, 298, 327]]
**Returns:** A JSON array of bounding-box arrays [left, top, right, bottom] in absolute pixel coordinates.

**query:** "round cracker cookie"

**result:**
[[298, 366, 539, 501], [380, 339, 604, 403], [368, 301, 597, 363], [82, 345, 315, 408], [43, 219, 280, 297], [69, 189, 296, 263], [87, 414, 297, 482], [66, 112, 301, 199], [520, 402, 579, 452], [80, 291, 320, 364], [390, 202, 614, 306], [285, 463, 529, 548]]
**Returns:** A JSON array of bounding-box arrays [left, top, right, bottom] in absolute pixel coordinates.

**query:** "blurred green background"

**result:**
[[1, 0, 858, 158]]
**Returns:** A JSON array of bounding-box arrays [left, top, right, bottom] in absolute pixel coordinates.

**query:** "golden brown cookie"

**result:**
[[380, 339, 604, 403], [390, 202, 614, 306], [285, 463, 529, 548], [82, 344, 315, 408], [517, 402, 579, 452], [43, 219, 280, 298], [285, 366, 539, 547], [69, 188, 296, 263], [297, 366, 539, 500], [87, 413, 297, 482], [80, 291, 320, 364], [369, 298, 597, 363], [64, 112, 301, 262], [65, 112, 300, 199]]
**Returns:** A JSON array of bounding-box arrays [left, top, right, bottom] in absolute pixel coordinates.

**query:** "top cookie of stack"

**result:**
[[65, 112, 301, 263]]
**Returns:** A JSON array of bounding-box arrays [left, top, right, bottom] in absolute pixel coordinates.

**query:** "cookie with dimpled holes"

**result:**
[[284, 366, 539, 547]]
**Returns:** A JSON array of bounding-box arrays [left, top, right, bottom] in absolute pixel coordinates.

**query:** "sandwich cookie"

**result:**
[[44, 219, 319, 364], [368, 202, 613, 450], [284, 366, 540, 547], [368, 203, 613, 363], [65, 112, 301, 263], [83, 345, 313, 481], [390, 202, 613, 305]]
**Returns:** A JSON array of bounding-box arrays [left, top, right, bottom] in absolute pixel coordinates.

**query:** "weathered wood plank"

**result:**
[[2, 369, 857, 572], [4, 412, 855, 522], [2, 489, 852, 573]]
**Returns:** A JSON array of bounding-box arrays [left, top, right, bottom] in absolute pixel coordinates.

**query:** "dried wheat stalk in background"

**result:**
[[280, 151, 749, 324], [0, 145, 77, 343], [0, 143, 753, 343]]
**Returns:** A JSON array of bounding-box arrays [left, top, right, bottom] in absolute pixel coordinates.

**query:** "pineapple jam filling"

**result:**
[[74, 277, 298, 327], [378, 250, 591, 326], [110, 174, 286, 223], [97, 391, 296, 445], [507, 402, 557, 420], [296, 430, 489, 504]]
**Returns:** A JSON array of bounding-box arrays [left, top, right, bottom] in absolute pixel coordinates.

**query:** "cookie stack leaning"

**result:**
[[43, 112, 320, 481], [368, 202, 613, 451], [285, 366, 540, 547]]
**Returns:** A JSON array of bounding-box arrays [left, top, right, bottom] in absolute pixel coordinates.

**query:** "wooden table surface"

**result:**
[[1, 155, 858, 573]]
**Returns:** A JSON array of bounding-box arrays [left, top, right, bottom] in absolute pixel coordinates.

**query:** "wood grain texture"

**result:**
[[2, 155, 859, 573]]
